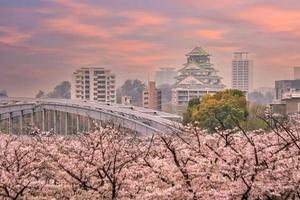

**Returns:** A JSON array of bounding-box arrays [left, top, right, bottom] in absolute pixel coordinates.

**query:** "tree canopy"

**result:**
[[35, 81, 70, 99], [183, 89, 248, 131], [116, 79, 145, 106]]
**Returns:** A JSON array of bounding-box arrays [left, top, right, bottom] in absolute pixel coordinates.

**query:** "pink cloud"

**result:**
[[179, 18, 207, 26], [42, 0, 107, 17], [171, 0, 236, 9], [105, 11, 169, 36], [126, 12, 168, 27], [44, 17, 110, 38], [0, 26, 31, 45], [238, 6, 300, 33], [193, 29, 225, 40]]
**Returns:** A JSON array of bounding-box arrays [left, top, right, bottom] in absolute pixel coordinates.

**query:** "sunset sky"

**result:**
[[1, 0, 300, 96]]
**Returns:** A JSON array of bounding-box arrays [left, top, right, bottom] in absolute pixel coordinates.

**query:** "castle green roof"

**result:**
[[186, 46, 210, 56]]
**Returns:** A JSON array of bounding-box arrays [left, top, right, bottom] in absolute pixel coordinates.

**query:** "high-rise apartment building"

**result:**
[[232, 52, 253, 93], [294, 67, 300, 80], [172, 47, 225, 108], [71, 67, 116, 103], [142, 81, 162, 111], [155, 67, 177, 86]]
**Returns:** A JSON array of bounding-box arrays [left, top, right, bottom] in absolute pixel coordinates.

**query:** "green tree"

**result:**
[[183, 89, 248, 132], [183, 98, 200, 125]]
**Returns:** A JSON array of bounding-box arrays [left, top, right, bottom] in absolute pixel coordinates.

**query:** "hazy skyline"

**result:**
[[1, 0, 300, 96]]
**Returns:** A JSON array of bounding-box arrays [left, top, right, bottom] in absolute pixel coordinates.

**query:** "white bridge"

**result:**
[[0, 98, 182, 135]]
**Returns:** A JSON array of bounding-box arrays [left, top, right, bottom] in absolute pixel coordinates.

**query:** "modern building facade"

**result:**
[[275, 80, 300, 100], [155, 67, 177, 86], [172, 47, 225, 109], [142, 81, 162, 111], [232, 52, 253, 93], [71, 67, 116, 103], [271, 91, 300, 115]]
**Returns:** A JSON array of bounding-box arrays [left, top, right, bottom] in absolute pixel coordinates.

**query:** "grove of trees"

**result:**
[[0, 111, 299, 199], [116, 79, 145, 106], [35, 81, 71, 99], [183, 89, 248, 132]]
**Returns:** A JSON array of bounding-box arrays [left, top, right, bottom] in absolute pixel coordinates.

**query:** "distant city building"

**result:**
[[71, 67, 116, 103], [255, 87, 275, 96], [232, 52, 253, 93], [155, 67, 177, 86], [294, 66, 300, 80], [275, 80, 300, 100], [271, 91, 300, 115], [248, 87, 275, 105], [142, 81, 162, 111], [121, 96, 132, 105], [172, 46, 225, 111], [0, 90, 7, 98]]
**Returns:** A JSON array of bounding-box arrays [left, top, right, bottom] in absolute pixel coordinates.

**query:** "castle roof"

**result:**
[[186, 46, 210, 56]]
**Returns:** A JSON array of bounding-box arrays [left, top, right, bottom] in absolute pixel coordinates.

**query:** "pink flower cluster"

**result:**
[[0, 123, 299, 199]]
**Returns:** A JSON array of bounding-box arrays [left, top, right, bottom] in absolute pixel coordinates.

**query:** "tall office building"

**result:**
[[232, 52, 253, 93], [71, 67, 116, 103], [294, 67, 300, 80], [142, 81, 162, 111], [155, 67, 177, 86], [172, 47, 225, 108]]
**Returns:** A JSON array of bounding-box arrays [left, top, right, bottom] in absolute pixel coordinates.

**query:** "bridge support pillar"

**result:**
[[31, 109, 34, 127], [76, 115, 79, 133], [42, 109, 46, 132], [8, 112, 13, 134], [87, 117, 91, 132], [19, 111, 23, 134], [65, 112, 68, 135], [53, 110, 57, 133], [0, 114, 2, 133]]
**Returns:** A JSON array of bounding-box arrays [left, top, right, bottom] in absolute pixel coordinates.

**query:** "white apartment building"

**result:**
[[71, 67, 116, 103], [232, 52, 253, 93]]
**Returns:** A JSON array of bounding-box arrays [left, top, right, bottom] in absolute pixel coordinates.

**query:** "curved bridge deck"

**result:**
[[0, 98, 182, 135]]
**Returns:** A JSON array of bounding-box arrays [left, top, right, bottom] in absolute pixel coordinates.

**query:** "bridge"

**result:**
[[0, 98, 183, 135]]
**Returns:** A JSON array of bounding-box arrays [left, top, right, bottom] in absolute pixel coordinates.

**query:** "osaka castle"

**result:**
[[172, 46, 225, 107]]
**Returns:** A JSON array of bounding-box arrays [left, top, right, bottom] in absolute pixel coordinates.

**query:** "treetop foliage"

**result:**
[[183, 89, 248, 132]]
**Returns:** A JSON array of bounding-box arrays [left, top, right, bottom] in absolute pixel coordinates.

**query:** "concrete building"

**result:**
[[155, 67, 177, 86], [71, 67, 116, 103], [275, 80, 300, 100], [172, 47, 225, 113], [121, 96, 132, 105], [294, 66, 300, 80], [232, 52, 253, 93], [271, 91, 300, 115], [142, 81, 162, 111]]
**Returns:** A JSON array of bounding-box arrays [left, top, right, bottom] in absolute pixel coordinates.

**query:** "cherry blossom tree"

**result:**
[[0, 114, 299, 199]]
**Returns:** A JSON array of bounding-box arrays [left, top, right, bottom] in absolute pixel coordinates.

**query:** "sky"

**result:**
[[1, 0, 300, 97]]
